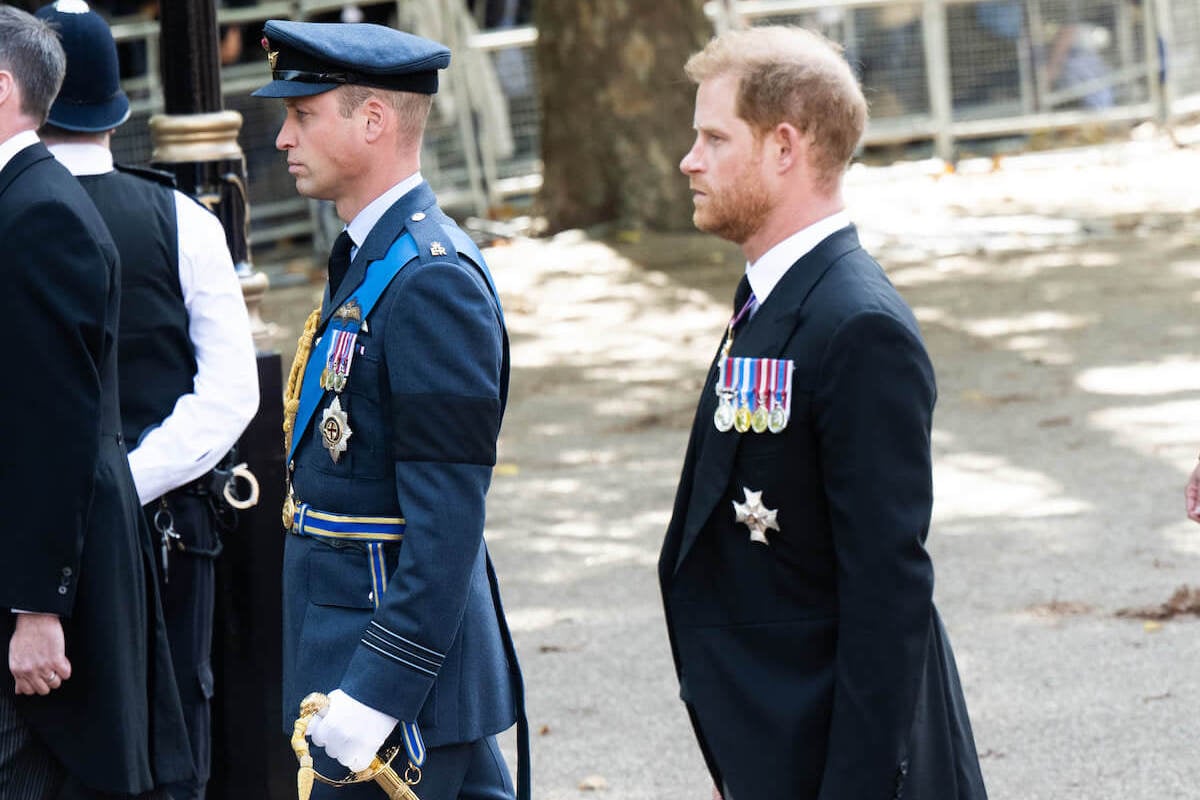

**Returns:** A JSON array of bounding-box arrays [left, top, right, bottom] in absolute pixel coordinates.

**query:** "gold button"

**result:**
[[410, 212, 426, 222]]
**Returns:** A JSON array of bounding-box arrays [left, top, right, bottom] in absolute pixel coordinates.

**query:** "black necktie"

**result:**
[[733, 273, 752, 315], [328, 230, 353, 297]]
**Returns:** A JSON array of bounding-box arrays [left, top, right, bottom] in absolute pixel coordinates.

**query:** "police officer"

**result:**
[[36, 4, 260, 798], [253, 20, 527, 800]]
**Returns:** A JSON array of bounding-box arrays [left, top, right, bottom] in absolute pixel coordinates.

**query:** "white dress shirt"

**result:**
[[343, 171, 425, 255], [50, 143, 260, 504], [745, 210, 851, 310], [0, 129, 39, 173]]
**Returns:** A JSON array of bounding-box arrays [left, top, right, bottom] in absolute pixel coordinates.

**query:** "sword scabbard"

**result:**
[[362, 757, 421, 800]]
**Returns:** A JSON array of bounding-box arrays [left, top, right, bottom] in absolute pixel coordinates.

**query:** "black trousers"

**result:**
[[147, 492, 219, 800], [0, 689, 169, 800]]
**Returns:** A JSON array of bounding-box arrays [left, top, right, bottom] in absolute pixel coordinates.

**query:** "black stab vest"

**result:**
[[77, 166, 197, 445]]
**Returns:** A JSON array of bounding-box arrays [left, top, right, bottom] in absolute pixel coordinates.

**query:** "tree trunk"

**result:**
[[535, 0, 711, 232]]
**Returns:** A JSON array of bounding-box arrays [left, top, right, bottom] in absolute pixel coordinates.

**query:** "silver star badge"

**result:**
[[733, 487, 779, 545], [320, 396, 352, 463]]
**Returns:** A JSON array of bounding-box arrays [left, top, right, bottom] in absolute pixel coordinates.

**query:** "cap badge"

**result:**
[[261, 36, 279, 69]]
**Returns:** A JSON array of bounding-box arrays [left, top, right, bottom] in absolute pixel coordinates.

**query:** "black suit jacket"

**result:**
[[659, 226, 987, 800], [0, 140, 192, 793]]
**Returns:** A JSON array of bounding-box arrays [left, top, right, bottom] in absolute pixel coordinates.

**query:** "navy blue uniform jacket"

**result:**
[[659, 226, 987, 800], [283, 182, 520, 759], [0, 141, 192, 793]]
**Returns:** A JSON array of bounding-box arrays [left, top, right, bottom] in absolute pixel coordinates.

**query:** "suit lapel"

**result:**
[[0, 141, 52, 202], [672, 226, 864, 574], [321, 182, 438, 325]]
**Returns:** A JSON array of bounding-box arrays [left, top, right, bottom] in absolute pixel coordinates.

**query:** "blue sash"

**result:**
[[288, 233, 419, 463], [446, 226, 505, 327]]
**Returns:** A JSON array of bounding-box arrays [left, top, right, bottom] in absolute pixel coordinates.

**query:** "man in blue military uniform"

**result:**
[[253, 20, 527, 800]]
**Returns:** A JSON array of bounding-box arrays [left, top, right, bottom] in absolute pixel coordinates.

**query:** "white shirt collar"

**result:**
[[345, 171, 424, 250], [0, 130, 41, 175], [746, 210, 851, 306], [46, 142, 114, 176]]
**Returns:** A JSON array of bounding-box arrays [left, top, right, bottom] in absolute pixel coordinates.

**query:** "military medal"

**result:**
[[768, 359, 795, 434], [733, 358, 753, 433], [733, 487, 780, 545], [751, 358, 771, 434], [314, 300, 367, 463], [713, 357, 735, 432], [320, 396, 353, 463]]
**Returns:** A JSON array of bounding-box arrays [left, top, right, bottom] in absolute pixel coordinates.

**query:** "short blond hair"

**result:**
[[685, 26, 867, 188], [337, 85, 433, 142]]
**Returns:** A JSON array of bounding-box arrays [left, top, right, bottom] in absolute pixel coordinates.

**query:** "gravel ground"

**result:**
[[261, 124, 1200, 799]]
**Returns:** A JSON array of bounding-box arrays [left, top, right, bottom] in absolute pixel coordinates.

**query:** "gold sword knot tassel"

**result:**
[[292, 692, 423, 800]]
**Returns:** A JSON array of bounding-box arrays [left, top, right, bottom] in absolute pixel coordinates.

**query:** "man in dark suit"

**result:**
[[36, 5, 260, 797], [252, 20, 527, 800], [0, 6, 191, 798], [659, 26, 989, 800]]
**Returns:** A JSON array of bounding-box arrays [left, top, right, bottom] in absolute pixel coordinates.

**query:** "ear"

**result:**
[[770, 122, 807, 175], [0, 71, 15, 108], [361, 94, 388, 143]]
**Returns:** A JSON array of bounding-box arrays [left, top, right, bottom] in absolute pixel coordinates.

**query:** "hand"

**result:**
[[712, 785, 723, 800], [9, 613, 71, 696], [308, 689, 398, 773], [1186, 461, 1200, 523]]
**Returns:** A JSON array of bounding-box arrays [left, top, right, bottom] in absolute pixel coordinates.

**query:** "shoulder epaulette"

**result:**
[[404, 209, 460, 266]]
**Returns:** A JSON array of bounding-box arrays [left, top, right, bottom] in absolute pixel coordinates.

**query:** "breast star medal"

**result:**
[[320, 396, 352, 463], [733, 487, 779, 545]]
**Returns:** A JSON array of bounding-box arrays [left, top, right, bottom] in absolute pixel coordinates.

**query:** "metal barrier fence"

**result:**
[[715, 0, 1199, 157], [107, 0, 540, 261], [106, 0, 1196, 264]]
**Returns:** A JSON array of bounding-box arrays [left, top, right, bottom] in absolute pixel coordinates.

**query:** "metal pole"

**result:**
[[922, 0, 954, 162], [150, 2, 290, 798]]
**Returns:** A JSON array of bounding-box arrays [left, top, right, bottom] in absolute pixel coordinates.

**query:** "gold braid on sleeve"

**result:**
[[283, 308, 322, 450]]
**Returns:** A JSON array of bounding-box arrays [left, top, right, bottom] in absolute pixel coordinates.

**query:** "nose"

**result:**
[[275, 116, 294, 151], [680, 136, 702, 175]]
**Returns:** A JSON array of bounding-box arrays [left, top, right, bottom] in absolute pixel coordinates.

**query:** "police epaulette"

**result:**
[[113, 162, 178, 188], [405, 209, 460, 266]]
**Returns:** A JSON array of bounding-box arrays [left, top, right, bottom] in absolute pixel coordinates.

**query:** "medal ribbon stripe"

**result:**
[[743, 358, 750, 416], [784, 360, 795, 423], [757, 359, 769, 411]]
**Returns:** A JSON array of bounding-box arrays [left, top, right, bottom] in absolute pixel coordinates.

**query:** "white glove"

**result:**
[[308, 689, 399, 773]]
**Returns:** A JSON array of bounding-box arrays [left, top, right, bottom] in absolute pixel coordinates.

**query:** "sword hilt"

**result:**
[[291, 692, 422, 800]]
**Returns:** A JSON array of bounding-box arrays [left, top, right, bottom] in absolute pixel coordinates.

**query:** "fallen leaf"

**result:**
[[579, 775, 609, 791]]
